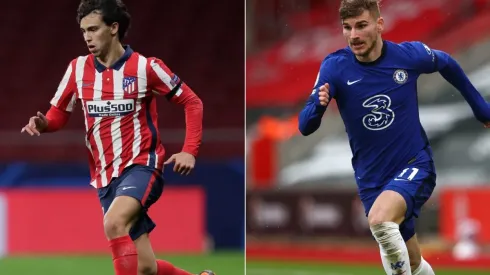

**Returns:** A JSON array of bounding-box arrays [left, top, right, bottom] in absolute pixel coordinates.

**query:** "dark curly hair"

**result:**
[[77, 0, 131, 41]]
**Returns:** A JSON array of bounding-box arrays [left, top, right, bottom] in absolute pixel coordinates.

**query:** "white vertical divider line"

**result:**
[[0, 193, 7, 257]]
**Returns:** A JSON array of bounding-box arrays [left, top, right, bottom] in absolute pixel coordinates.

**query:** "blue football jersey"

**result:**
[[305, 40, 439, 190]]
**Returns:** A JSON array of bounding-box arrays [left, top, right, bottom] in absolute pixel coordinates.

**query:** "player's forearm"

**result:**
[[436, 50, 490, 122], [172, 88, 203, 156], [298, 99, 327, 136], [44, 106, 70, 132]]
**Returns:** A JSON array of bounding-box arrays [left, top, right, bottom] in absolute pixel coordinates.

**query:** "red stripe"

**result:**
[[118, 55, 138, 175], [148, 96, 165, 169], [132, 99, 150, 166], [100, 69, 116, 185], [141, 170, 158, 205]]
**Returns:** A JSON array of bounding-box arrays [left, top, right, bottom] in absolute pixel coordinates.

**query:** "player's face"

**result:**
[[80, 12, 119, 57], [342, 10, 383, 58]]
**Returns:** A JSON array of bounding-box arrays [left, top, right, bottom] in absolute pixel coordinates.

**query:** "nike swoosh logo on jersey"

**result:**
[[347, 79, 362, 85]]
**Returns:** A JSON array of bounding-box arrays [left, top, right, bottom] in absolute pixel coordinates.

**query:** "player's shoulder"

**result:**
[[319, 47, 351, 71], [389, 40, 433, 57]]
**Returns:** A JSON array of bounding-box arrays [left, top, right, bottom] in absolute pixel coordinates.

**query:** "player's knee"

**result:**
[[103, 215, 130, 239], [367, 205, 404, 226], [367, 210, 391, 227], [138, 261, 157, 275]]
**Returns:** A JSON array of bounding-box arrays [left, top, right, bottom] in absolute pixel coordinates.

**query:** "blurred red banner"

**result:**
[[1, 187, 205, 254], [440, 187, 490, 243]]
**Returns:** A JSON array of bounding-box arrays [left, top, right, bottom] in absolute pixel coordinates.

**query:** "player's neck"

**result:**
[[355, 39, 384, 63], [97, 42, 126, 68]]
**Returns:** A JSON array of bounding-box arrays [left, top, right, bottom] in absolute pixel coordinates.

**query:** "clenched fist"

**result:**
[[318, 83, 330, 106]]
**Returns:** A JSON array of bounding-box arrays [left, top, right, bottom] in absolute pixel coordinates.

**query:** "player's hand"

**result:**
[[164, 152, 195, 175], [318, 83, 330, 106], [484, 122, 490, 128], [21, 112, 48, 136]]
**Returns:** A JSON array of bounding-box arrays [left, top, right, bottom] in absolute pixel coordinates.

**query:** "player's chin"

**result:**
[[88, 47, 99, 55]]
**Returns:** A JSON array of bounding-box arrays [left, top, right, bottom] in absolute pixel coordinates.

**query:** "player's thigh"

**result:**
[[134, 233, 157, 274], [368, 190, 407, 225], [116, 165, 165, 240], [383, 165, 436, 223], [97, 177, 141, 236], [104, 195, 142, 232], [116, 165, 165, 210], [405, 234, 422, 270]]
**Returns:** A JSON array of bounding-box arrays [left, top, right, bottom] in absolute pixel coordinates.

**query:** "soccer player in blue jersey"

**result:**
[[298, 1, 490, 275]]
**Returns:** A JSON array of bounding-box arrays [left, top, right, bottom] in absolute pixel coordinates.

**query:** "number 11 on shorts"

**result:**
[[397, 168, 419, 181]]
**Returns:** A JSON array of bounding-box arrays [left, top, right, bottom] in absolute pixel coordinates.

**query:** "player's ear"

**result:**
[[110, 22, 119, 37], [377, 17, 384, 33]]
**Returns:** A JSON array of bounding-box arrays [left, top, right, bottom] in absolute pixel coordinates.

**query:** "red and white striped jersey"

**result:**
[[50, 46, 192, 188]]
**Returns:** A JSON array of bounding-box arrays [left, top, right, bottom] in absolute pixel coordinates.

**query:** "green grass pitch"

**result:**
[[247, 260, 490, 275], [0, 251, 243, 274]]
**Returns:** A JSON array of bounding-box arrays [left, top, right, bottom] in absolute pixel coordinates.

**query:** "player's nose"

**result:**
[[83, 33, 92, 42], [350, 29, 360, 39]]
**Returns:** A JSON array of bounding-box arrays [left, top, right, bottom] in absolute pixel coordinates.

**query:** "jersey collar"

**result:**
[[354, 40, 387, 66], [94, 45, 134, 73]]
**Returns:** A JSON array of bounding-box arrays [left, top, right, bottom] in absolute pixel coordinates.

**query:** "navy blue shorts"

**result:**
[[97, 164, 165, 241], [360, 151, 436, 242]]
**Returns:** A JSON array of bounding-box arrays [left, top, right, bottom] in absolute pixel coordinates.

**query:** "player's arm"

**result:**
[[21, 60, 76, 136], [148, 58, 203, 174], [405, 42, 490, 124], [298, 58, 337, 136]]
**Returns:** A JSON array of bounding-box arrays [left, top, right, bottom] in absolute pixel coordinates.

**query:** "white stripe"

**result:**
[[93, 71, 107, 187], [126, 55, 146, 167], [50, 62, 73, 109], [0, 194, 6, 257], [76, 56, 89, 132], [66, 93, 77, 112], [111, 64, 125, 178], [74, 57, 96, 183], [150, 59, 174, 91], [175, 87, 183, 97]]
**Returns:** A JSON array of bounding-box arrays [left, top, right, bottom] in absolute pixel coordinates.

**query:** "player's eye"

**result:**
[[343, 26, 352, 30]]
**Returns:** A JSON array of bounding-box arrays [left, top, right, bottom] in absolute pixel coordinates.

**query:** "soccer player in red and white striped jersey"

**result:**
[[21, 1, 214, 275]]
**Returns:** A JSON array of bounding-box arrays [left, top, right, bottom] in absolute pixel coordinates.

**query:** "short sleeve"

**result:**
[[147, 58, 183, 100], [50, 59, 77, 112]]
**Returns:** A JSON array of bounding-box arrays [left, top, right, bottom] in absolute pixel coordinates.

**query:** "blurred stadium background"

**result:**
[[246, 0, 490, 274], [0, 0, 244, 274]]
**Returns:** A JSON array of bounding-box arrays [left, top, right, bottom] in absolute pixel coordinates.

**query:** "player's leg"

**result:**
[[98, 175, 141, 275], [368, 190, 412, 275], [122, 165, 213, 275], [370, 159, 437, 275], [406, 234, 435, 275], [134, 232, 201, 275], [104, 195, 142, 275]]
